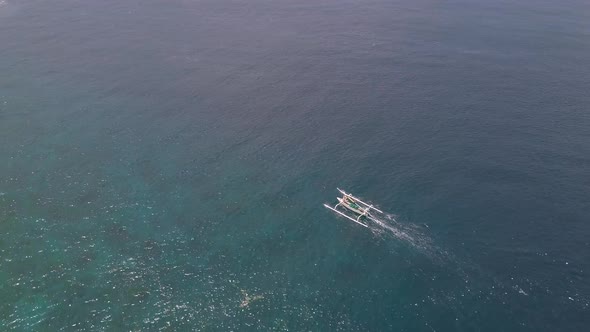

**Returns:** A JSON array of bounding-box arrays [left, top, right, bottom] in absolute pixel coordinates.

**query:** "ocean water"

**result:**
[[1, 0, 589, 330]]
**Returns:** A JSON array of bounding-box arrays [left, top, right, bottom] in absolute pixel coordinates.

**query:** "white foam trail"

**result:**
[[365, 211, 445, 262], [371, 215, 417, 245]]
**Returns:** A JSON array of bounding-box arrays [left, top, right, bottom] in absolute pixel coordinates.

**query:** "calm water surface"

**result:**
[[1, 0, 589, 330]]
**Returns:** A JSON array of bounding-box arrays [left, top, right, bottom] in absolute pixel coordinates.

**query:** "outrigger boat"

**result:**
[[324, 188, 383, 228]]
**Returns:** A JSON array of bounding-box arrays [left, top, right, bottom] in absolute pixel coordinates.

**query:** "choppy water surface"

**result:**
[[1, 0, 589, 330]]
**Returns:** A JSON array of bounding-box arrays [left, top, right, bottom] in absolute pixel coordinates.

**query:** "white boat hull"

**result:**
[[337, 188, 383, 213], [324, 188, 383, 228]]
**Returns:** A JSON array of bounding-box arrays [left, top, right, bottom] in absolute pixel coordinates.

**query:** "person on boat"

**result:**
[[342, 194, 352, 205]]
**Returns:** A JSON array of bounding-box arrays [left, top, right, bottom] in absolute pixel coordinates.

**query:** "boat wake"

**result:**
[[371, 214, 417, 243], [369, 214, 428, 247], [324, 188, 447, 262], [364, 212, 451, 263]]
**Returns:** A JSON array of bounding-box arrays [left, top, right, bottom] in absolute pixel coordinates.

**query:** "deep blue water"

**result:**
[[1, 0, 590, 330]]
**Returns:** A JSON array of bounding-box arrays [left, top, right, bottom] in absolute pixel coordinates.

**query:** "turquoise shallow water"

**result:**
[[1, 0, 590, 330]]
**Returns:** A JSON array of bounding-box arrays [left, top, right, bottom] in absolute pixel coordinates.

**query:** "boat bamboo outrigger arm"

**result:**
[[337, 188, 383, 213], [323, 203, 369, 227], [323, 188, 383, 228]]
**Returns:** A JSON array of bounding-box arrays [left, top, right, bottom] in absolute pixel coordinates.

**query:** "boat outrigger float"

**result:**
[[324, 188, 383, 228]]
